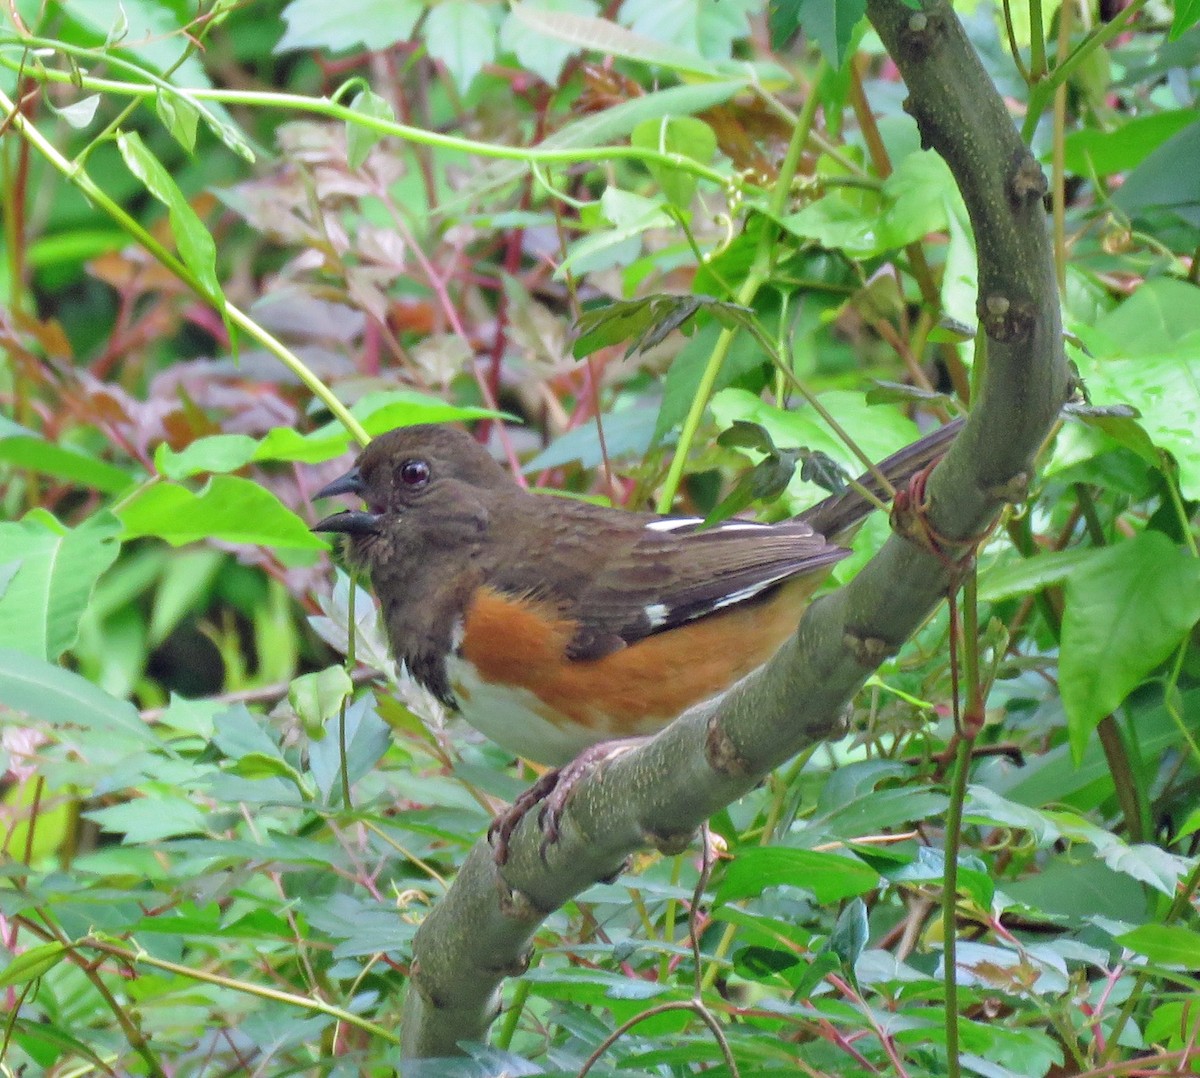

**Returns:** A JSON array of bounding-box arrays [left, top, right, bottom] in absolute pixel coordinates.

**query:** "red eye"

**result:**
[[400, 459, 430, 487]]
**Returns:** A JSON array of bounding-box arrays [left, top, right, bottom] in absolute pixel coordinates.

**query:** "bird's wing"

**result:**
[[484, 504, 848, 661]]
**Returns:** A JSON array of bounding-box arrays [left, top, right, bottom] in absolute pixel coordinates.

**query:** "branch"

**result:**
[[401, 0, 1068, 1058]]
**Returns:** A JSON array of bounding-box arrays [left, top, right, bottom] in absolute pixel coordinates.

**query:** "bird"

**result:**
[[312, 418, 960, 855]]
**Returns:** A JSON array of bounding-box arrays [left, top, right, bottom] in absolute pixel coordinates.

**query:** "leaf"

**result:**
[[1059, 531, 1200, 758], [0, 436, 135, 494], [0, 513, 121, 661], [227, 752, 311, 795], [155, 89, 199, 153], [1171, 0, 1200, 39], [308, 696, 394, 801], [1062, 109, 1200, 177], [507, 3, 721, 76], [115, 476, 326, 550], [1112, 120, 1200, 226], [424, 0, 497, 93], [0, 942, 69, 987], [619, 0, 760, 65], [715, 848, 880, 906], [447, 79, 749, 212], [630, 115, 718, 209], [155, 434, 257, 479], [978, 547, 1101, 603], [522, 405, 663, 471], [277, 0, 424, 52], [347, 88, 395, 169], [116, 131, 220, 301], [288, 665, 354, 736], [1115, 924, 1200, 966], [828, 897, 868, 970], [86, 797, 210, 843], [0, 648, 154, 746], [1098, 842, 1192, 898], [573, 293, 750, 358], [793, 0, 867, 69], [49, 94, 101, 129], [501, 0, 600, 86], [1075, 290, 1200, 500]]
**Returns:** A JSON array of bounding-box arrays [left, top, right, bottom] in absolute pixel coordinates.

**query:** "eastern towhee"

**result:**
[[312, 418, 961, 855]]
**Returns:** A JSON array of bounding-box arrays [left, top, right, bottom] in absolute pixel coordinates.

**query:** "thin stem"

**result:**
[[0, 84, 370, 447], [0, 41, 741, 190], [1021, 0, 1149, 142], [655, 61, 827, 512]]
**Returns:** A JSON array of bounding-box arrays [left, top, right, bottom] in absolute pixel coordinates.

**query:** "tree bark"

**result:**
[[401, 0, 1069, 1058]]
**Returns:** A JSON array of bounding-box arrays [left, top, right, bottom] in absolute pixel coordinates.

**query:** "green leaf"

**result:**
[[0, 513, 121, 661], [347, 89, 395, 169], [1171, 0, 1200, 39], [710, 389, 920, 511], [501, 0, 600, 86], [116, 131, 220, 301], [0, 436, 135, 494], [0, 942, 69, 988], [1115, 924, 1200, 967], [424, 0, 497, 92], [978, 547, 1101, 603], [155, 89, 199, 153], [715, 848, 880, 906], [630, 115, 717, 209], [828, 897, 868, 969], [277, 0, 424, 52], [289, 666, 354, 736], [0, 648, 155, 746], [1062, 110, 1200, 177], [227, 752, 311, 795], [86, 796, 210, 843], [1112, 120, 1200, 226], [1060, 531, 1200, 758], [574, 293, 746, 358], [155, 434, 257, 479], [793, 0, 866, 68], [1075, 282, 1200, 498], [212, 704, 282, 762], [48, 93, 100, 129], [308, 696, 394, 800], [115, 476, 326, 550], [620, 0, 760, 64]]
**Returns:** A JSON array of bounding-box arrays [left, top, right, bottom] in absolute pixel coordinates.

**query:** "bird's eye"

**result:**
[[399, 458, 431, 488]]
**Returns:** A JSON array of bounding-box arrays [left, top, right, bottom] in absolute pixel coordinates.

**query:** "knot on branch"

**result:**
[[898, 6, 948, 62], [843, 630, 897, 668], [986, 470, 1032, 505], [642, 827, 697, 857], [497, 878, 554, 921], [1008, 151, 1048, 207], [705, 720, 753, 778], [977, 292, 1036, 343]]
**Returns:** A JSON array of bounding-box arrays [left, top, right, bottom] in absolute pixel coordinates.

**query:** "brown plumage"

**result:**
[[312, 419, 960, 766]]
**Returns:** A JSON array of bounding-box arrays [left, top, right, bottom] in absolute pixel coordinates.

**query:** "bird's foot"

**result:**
[[488, 739, 643, 864]]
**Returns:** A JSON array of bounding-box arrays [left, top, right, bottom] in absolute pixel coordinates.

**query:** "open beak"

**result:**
[[312, 467, 383, 535]]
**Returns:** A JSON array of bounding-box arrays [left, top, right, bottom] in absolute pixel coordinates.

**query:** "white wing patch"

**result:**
[[644, 602, 670, 628], [641, 565, 799, 628], [644, 517, 704, 533], [644, 517, 780, 536]]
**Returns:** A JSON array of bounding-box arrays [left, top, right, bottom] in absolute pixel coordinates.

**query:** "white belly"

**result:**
[[444, 653, 607, 766]]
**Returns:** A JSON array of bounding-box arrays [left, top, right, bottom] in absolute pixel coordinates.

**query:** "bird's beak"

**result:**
[[312, 467, 383, 535], [314, 468, 364, 500], [312, 510, 382, 535]]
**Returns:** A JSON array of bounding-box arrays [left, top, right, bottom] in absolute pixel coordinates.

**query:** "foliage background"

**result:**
[[2, 0, 1200, 1074]]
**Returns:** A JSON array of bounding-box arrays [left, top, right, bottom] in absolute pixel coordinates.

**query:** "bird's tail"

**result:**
[[798, 417, 964, 540]]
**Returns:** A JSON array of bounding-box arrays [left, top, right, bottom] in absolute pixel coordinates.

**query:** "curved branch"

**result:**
[[401, 0, 1068, 1058]]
